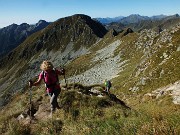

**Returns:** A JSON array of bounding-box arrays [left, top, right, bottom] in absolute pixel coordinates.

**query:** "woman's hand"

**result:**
[[60, 67, 65, 75], [29, 80, 33, 88]]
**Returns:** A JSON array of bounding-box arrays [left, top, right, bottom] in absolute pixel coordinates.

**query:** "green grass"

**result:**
[[0, 85, 179, 135]]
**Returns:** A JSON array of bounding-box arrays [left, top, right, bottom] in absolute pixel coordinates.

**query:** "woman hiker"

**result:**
[[29, 60, 65, 114]]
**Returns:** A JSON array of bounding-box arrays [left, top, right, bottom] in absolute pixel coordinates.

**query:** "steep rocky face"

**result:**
[[0, 20, 49, 57]]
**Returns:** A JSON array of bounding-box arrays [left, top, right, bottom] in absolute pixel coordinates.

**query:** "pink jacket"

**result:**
[[39, 69, 62, 93]]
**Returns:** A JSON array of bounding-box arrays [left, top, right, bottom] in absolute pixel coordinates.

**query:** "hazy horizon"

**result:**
[[0, 0, 180, 28], [1, 13, 179, 28]]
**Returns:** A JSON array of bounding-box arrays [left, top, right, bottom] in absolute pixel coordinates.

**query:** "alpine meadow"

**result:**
[[0, 13, 180, 134]]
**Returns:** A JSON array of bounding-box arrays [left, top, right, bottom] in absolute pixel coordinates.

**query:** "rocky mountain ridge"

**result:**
[[96, 14, 177, 25], [0, 20, 49, 57], [105, 14, 180, 32], [1, 14, 178, 59]]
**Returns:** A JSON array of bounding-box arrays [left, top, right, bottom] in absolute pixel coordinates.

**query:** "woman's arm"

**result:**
[[29, 75, 42, 87], [33, 77, 42, 86]]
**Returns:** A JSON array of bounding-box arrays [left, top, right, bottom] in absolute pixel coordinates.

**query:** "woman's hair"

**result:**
[[40, 60, 54, 71]]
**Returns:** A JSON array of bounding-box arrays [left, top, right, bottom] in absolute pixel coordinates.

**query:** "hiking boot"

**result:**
[[56, 105, 62, 109]]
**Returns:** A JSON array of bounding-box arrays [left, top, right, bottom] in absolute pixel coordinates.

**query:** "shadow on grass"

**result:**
[[102, 91, 131, 109]]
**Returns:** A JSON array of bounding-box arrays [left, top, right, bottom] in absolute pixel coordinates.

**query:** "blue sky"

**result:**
[[0, 0, 180, 28]]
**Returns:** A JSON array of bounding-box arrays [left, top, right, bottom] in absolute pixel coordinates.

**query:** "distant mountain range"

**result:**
[[103, 14, 180, 32], [0, 20, 49, 57], [94, 16, 124, 24], [95, 14, 180, 25]]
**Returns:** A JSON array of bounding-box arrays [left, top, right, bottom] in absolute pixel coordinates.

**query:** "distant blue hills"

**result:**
[[95, 16, 124, 24], [94, 14, 179, 24]]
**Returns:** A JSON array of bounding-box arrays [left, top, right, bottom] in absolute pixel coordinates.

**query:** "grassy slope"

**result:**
[[0, 84, 179, 135], [112, 28, 180, 95]]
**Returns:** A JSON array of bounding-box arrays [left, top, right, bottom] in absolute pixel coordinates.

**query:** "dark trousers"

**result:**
[[47, 89, 60, 111]]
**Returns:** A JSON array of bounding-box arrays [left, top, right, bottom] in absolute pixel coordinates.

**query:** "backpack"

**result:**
[[107, 80, 112, 87], [42, 68, 59, 88]]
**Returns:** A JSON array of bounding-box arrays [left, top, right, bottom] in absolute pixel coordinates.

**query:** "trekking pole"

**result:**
[[29, 80, 33, 119], [64, 73, 68, 90], [73, 70, 77, 90], [59, 66, 67, 90]]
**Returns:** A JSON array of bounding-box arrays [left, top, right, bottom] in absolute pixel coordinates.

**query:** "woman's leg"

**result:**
[[47, 92, 54, 112], [50, 89, 60, 111]]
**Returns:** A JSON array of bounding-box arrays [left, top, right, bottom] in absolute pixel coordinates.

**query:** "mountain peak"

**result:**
[[129, 14, 141, 17], [35, 20, 49, 28], [175, 14, 179, 17], [37, 20, 48, 24], [72, 14, 91, 18], [7, 23, 18, 29], [53, 14, 107, 38]]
